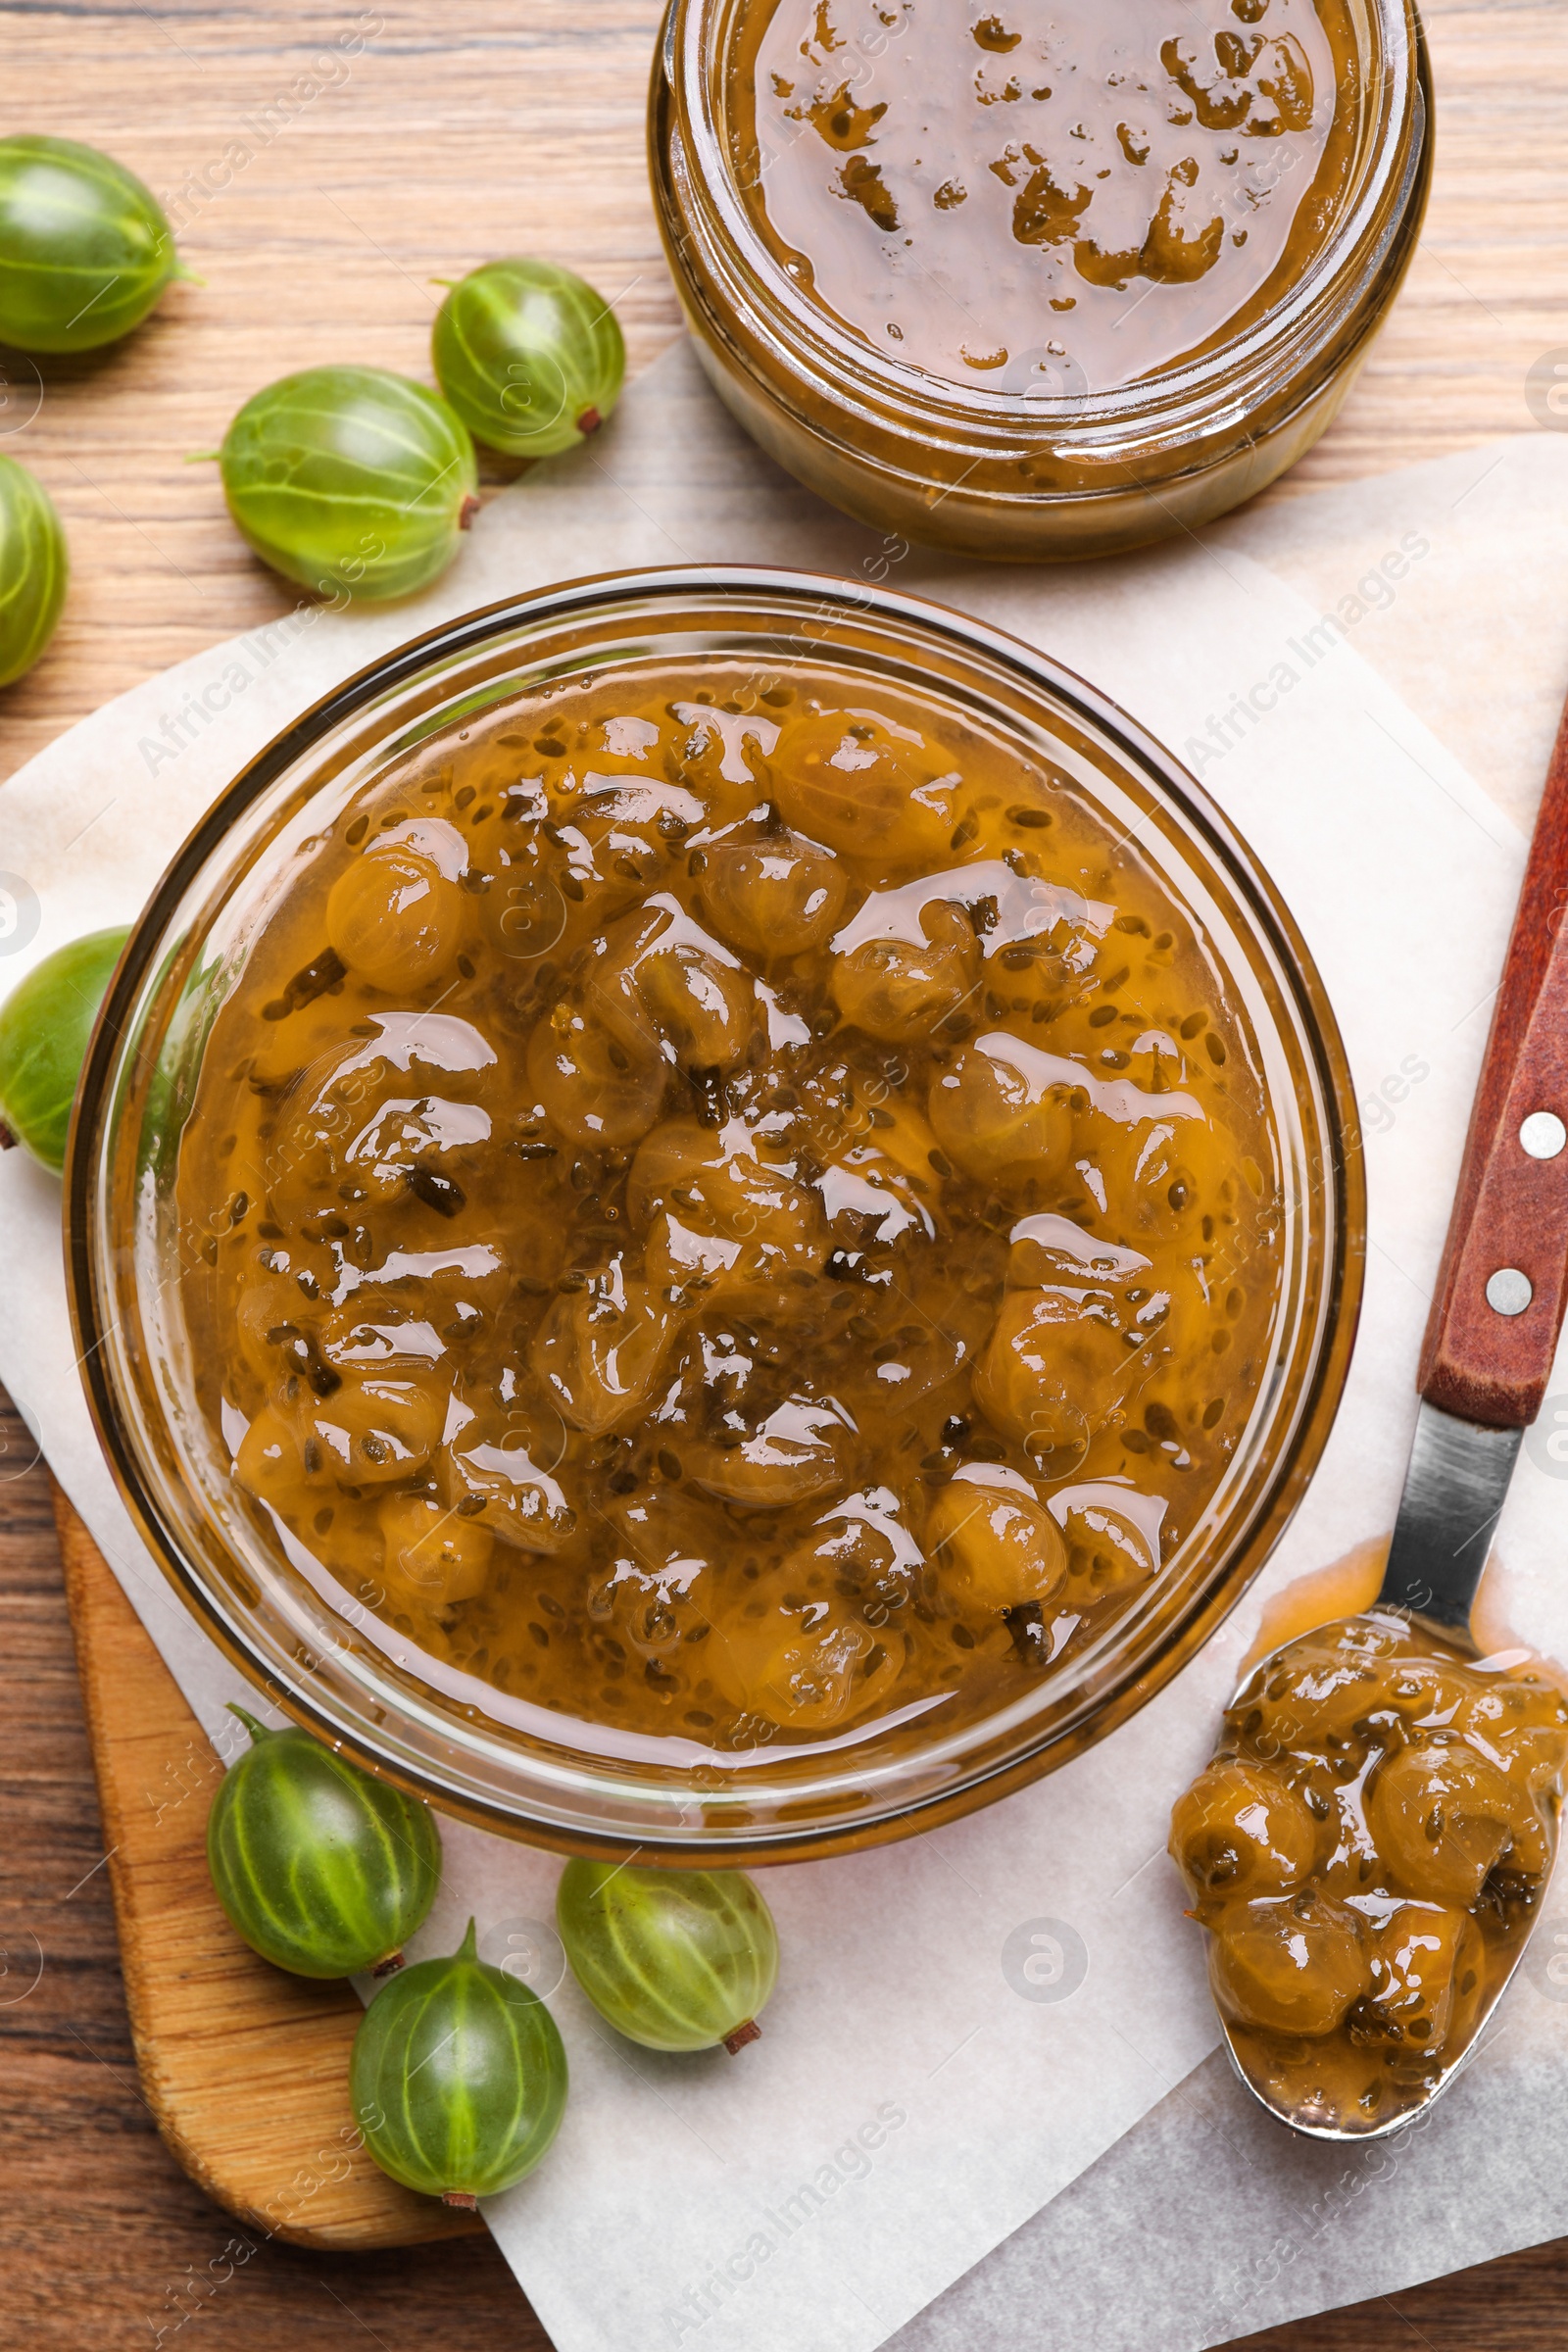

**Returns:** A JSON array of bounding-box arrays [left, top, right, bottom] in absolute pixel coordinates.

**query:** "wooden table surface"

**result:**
[[2, 0, 1566, 2343]]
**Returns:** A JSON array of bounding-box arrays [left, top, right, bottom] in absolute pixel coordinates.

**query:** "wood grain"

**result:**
[[0, 1386, 538, 2350], [2, 0, 1567, 2340], [0, 0, 1564, 801], [49, 1483, 482, 2255]]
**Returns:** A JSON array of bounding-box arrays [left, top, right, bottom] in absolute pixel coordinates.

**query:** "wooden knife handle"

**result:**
[[1418, 686, 1568, 1428]]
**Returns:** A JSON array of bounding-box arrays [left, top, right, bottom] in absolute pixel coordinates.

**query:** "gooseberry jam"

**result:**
[[175, 659, 1282, 1758], [654, 0, 1430, 557], [734, 0, 1358, 397], [1172, 1611, 1568, 2132]]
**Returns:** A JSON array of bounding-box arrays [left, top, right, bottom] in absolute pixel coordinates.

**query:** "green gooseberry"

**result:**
[[0, 134, 185, 353], [0, 454, 68, 686], [557, 1858, 779, 2054], [0, 926, 127, 1171], [352, 1918, 568, 2206], [206, 1704, 441, 1978], [431, 259, 625, 459], [218, 367, 479, 602]]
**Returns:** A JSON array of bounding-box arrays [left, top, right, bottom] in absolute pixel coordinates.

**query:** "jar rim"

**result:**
[[663, 0, 1427, 441]]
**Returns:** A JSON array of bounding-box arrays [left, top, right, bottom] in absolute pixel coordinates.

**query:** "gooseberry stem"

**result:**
[[0, 1121, 15, 1152], [576, 407, 602, 436], [721, 2019, 761, 2056], [370, 1949, 406, 1977], [459, 495, 480, 530], [226, 1701, 271, 1744], [443, 2191, 479, 2211]]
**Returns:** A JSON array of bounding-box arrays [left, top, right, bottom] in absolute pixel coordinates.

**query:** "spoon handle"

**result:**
[[1417, 687, 1568, 1428]]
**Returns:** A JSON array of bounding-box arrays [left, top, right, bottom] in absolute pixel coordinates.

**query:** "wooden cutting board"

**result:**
[[51, 1482, 482, 2252]]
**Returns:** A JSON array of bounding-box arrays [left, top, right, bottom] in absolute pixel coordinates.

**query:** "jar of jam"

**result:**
[[69, 570, 1361, 1860], [650, 0, 1431, 559]]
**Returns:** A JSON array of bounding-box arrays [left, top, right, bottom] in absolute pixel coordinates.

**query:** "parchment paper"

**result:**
[[885, 431, 1568, 2352], [2, 338, 1567, 2352]]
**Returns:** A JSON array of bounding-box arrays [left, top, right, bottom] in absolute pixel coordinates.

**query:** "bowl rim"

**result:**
[[65, 562, 1366, 1862]]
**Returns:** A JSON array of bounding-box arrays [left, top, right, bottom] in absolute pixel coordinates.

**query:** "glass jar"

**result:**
[[67, 569, 1363, 1861], [650, 0, 1431, 560]]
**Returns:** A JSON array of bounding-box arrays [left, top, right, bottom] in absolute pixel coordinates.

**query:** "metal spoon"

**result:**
[[1219, 684, 1568, 2141]]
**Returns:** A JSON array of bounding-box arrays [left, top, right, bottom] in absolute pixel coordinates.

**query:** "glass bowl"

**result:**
[[66, 568, 1364, 1862], [650, 0, 1431, 560]]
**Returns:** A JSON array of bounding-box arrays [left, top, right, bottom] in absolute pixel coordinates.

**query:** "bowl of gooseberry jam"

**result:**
[[68, 568, 1363, 1860]]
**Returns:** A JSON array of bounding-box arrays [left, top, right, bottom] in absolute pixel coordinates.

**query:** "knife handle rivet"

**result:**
[[1486, 1266, 1534, 1316], [1520, 1111, 1567, 1160]]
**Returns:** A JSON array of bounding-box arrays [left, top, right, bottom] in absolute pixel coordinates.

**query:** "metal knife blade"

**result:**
[[1377, 1398, 1524, 1644]]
